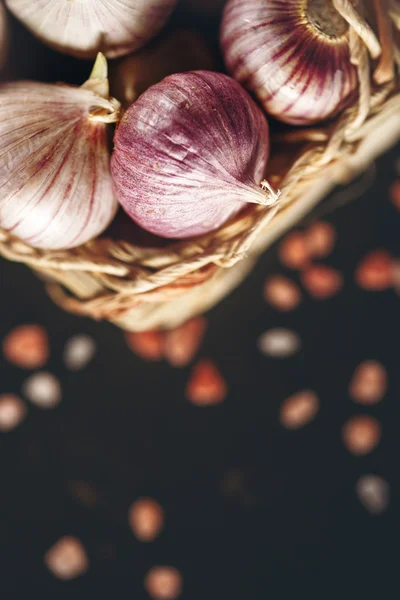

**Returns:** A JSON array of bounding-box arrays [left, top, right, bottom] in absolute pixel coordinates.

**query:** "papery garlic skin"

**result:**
[[5, 0, 178, 59], [0, 2, 8, 68], [111, 71, 270, 239], [0, 82, 118, 249], [111, 30, 216, 108], [221, 0, 358, 125]]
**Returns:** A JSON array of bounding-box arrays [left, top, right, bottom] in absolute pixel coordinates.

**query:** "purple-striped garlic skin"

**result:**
[[0, 82, 118, 249], [5, 0, 178, 59], [0, 2, 8, 68], [221, 0, 358, 125], [111, 71, 270, 239]]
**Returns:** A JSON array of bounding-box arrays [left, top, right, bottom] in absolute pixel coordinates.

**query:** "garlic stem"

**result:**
[[82, 53, 110, 98], [373, 0, 395, 85], [259, 181, 281, 206], [88, 98, 122, 124], [332, 0, 382, 59], [82, 54, 121, 123]]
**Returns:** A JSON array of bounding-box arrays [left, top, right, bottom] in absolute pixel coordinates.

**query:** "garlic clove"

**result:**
[[0, 56, 120, 250], [111, 29, 216, 108], [111, 71, 273, 239], [5, 0, 179, 60], [221, 0, 360, 125]]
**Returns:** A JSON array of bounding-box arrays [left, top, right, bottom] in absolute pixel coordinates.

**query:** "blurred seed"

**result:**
[[356, 475, 390, 515], [278, 231, 310, 270], [258, 328, 301, 358], [164, 317, 207, 367], [392, 260, 400, 295], [355, 249, 393, 291], [125, 331, 165, 361], [263, 275, 302, 311], [68, 481, 97, 508], [44, 536, 89, 580], [221, 469, 245, 496], [0, 394, 27, 432], [342, 415, 381, 455], [389, 180, 400, 210], [280, 390, 319, 429], [22, 372, 61, 408], [63, 335, 96, 371], [2, 324, 49, 369], [128, 498, 164, 542], [145, 566, 183, 600], [301, 264, 343, 299], [306, 221, 336, 258], [349, 361, 388, 405], [186, 359, 227, 406]]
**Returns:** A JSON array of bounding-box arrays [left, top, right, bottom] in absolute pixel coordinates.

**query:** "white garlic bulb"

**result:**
[[0, 2, 8, 68], [0, 54, 120, 250], [5, 0, 178, 59]]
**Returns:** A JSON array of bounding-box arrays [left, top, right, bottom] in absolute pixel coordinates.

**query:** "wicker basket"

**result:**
[[1, 6, 400, 332]]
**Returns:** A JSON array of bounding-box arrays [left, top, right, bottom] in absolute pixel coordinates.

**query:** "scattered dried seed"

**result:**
[[22, 372, 61, 408], [263, 275, 302, 311], [63, 334, 96, 371], [145, 566, 183, 600], [349, 361, 388, 405], [342, 415, 381, 455], [356, 475, 390, 515], [125, 331, 165, 361], [186, 359, 227, 406], [128, 497, 164, 542], [280, 390, 319, 429], [278, 231, 310, 270], [258, 328, 301, 358], [44, 536, 89, 580], [164, 317, 207, 367], [301, 264, 343, 299], [355, 249, 393, 291], [389, 180, 400, 210], [392, 260, 400, 295], [306, 221, 336, 258], [2, 324, 49, 369], [68, 481, 97, 508], [220, 469, 245, 496], [0, 394, 27, 432]]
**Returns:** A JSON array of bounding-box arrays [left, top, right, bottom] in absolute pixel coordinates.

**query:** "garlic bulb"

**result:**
[[0, 54, 120, 250], [5, 0, 178, 59], [0, 2, 8, 68], [111, 71, 274, 239], [111, 29, 216, 108], [221, 0, 362, 125]]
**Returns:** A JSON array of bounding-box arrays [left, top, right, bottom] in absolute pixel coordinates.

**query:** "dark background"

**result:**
[[1, 3, 400, 599]]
